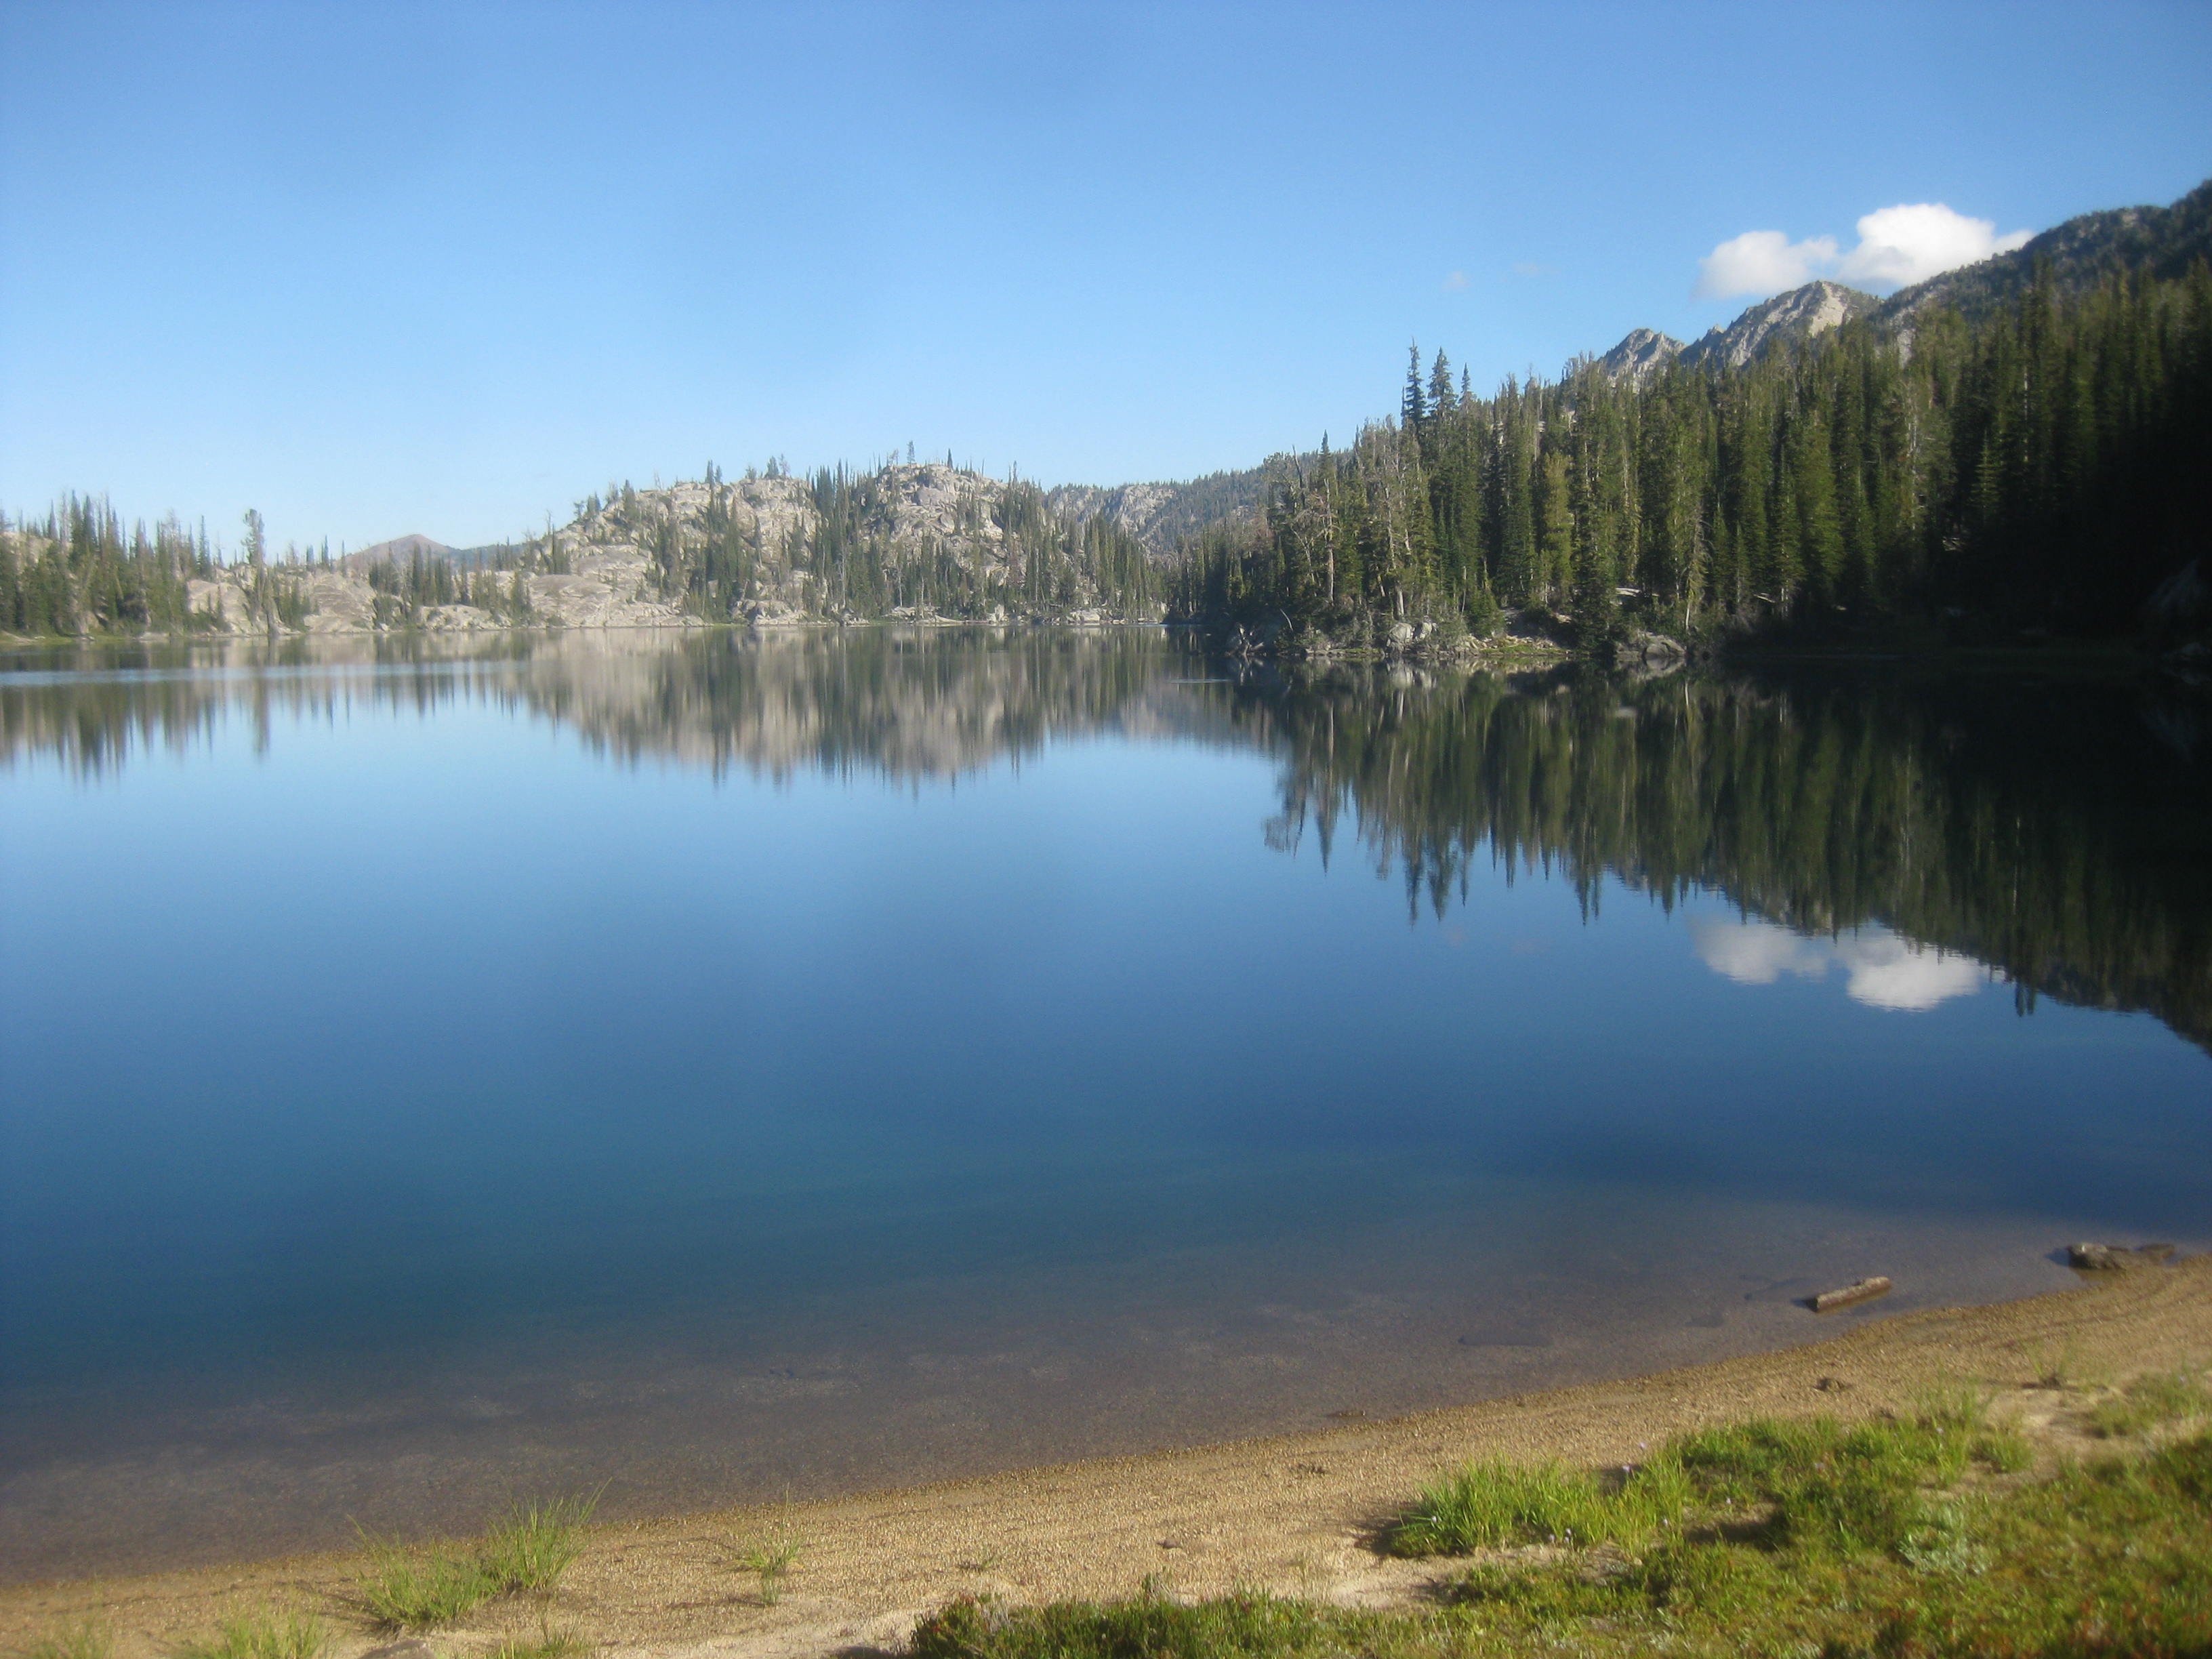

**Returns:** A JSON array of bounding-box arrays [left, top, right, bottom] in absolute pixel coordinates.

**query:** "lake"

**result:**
[[2, 627, 2207, 1579]]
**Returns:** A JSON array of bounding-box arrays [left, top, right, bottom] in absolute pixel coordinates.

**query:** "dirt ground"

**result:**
[[6, 1256, 2207, 1659]]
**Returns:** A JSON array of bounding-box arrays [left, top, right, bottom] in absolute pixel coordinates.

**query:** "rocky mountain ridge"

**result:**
[[1593, 178, 2212, 382], [172, 461, 1194, 638], [1681, 279, 1877, 370]]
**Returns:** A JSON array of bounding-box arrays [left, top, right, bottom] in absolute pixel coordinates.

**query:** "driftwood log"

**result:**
[[1808, 1276, 1893, 1313]]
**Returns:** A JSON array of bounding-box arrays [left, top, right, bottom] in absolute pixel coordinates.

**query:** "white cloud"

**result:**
[[1695, 202, 2034, 301], [1696, 230, 1839, 300], [1689, 917, 1993, 1011], [1832, 933, 1990, 1012], [1835, 203, 2033, 289], [1689, 916, 1829, 985], [1442, 270, 1469, 291]]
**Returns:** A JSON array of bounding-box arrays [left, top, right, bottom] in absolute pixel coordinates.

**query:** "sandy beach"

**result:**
[[4, 1255, 2207, 1659]]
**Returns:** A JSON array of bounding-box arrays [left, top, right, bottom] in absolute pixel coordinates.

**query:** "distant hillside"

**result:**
[[1591, 179, 2212, 384], [1877, 177, 2212, 329], [16, 178, 2207, 646], [339, 533, 455, 571], [343, 535, 520, 573], [1046, 464, 1284, 558], [1177, 172, 2212, 650]]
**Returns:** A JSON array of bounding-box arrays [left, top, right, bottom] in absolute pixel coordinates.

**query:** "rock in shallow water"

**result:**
[[2068, 1242, 2177, 1270]]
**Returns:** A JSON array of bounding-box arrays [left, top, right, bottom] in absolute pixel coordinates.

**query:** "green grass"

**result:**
[[177, 1606, 327, 1659], [488, 1613, 590, 1659], [913, 1589, 1347, 1659], [353, 1492, 598, 1629], [479, 1495, 598, 1595], [20, 1623, 108, 1659], [356, 1535, 497, 1629], [914, 1414, 2212, 1658], [1973, 1418, 2034, 1473], [1386, 1455, 1693, 1554], [490, 1636, 588, 1659], [735, 1524, 804, 1605], [2089, 1368, 2212, 1438]]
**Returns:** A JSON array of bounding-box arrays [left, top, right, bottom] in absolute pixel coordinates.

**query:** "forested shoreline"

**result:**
[[7, 180, 2210, 655], [1174, 259, 2212, 654]]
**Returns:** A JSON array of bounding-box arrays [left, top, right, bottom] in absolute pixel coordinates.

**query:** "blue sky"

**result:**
[[3, 1, 2208, 552]]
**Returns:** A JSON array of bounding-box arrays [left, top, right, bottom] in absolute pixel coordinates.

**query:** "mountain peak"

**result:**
[[342, 533, 455, 571], [1595, 327, 1683, 387], [1586, 281, 1876, 385], [1678, 280, 1877, 371]]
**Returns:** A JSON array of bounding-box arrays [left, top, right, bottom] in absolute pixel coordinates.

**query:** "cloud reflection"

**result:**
[[1689, 917, 1994, 1012]]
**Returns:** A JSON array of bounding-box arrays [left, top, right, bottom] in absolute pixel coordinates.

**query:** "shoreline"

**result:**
[[6, 1257, 2206, 1659]]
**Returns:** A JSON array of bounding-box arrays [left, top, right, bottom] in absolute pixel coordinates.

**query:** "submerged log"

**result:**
[[1808, 1276, 1892, 1313]]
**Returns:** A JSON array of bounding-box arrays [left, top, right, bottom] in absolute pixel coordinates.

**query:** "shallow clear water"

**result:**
[[2, 628, 2207, 1577]]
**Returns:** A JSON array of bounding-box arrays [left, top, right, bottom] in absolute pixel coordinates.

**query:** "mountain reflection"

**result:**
[[5, 629, 2207, 1048]]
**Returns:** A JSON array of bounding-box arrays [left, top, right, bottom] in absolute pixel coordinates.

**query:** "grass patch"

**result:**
[[734, 1522, 804, 1605], [178, 1606, 327, 1659], [1972, 1418, 2034, 1472], [490, 1637, 588, 1659], [480, 1494, 597, 1595], [1387, 1456, 1692, 1555], [930, 1418, 2212, 1658], [357, 1534, 496, 1629], [1394, 1393, 1984, 1562], [354, 1492, 597, 1629], [488, 1606, 589, 1659], [913, 1589, 1348, 1659], [20, 1624, 108, 1659], [2089, 1368, 2212, 1437]]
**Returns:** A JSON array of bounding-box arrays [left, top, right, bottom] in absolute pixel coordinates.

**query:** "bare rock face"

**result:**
[[1679, 281, 1877, 372], [1594, 327, 1684, 387], [1046, 470, 1274, 559], [1582, 283, 1872, 385]]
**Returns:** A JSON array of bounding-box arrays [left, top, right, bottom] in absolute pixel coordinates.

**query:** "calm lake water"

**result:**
[[3, 628, 2208, 1578]]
